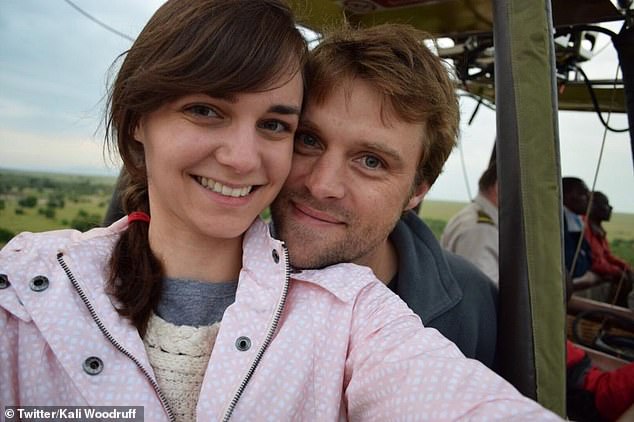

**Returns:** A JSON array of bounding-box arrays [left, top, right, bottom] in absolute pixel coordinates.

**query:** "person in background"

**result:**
[[441, 162, 499, 284], [567, 340, 634, 422], [562, 177, 594, 280], [565, 274, 634, 422], [270, 22, 498, 369], [584, 191, 633, 307]]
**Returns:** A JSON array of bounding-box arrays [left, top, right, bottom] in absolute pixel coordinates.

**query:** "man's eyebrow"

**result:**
[[297, 117, 319, 131], [361, 141, 405, 164], [299, 117, 406, 164], [268, 104, 301, 116]]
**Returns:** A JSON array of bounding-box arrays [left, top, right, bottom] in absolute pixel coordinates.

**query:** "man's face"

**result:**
[[565, 182, 590, 215], [591, 193, 612, 222], [271, 79, 427, 270]]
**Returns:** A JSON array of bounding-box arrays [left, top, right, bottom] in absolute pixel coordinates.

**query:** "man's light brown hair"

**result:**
[[306, 24, 459, 187]]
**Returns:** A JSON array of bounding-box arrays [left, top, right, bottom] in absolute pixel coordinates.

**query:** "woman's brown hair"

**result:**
[[105, 0, 307, 334]]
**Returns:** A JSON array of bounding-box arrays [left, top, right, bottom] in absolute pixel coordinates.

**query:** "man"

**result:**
[[562, 177, 593, 280], [585, 191, 632, 280], [561, 177, 612, 304], [271, 24, 497, 368], [584, 191, 633, 306], [441, 163, 499, 284]]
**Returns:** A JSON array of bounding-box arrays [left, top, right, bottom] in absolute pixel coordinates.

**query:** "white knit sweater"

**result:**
[[143, 313, 220, 422]]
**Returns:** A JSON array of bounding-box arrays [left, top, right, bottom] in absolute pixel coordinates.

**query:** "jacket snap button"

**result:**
[[272, 249, 280, 263], [235, 336, 251, 351], [83, 356, 104, 375], [0, 274, 9, 289], [29, 275, 49, 292]]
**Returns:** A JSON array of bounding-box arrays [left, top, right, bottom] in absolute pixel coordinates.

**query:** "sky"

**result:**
[[1, 1, 632, 212]]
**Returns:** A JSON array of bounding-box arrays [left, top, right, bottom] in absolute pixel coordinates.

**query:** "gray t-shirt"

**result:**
[[155, 278, 238, 327]]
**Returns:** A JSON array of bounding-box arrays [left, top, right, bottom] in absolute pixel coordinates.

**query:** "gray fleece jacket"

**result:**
[[389, 211, 498, 368]]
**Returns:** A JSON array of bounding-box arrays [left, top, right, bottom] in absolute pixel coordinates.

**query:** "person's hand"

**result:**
[[572, 271, 602, 290]]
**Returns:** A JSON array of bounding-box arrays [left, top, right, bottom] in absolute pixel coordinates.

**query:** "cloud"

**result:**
[[0, 127, 120, 176], [1, 1, 631, 212], [428, 97, 633, 213]]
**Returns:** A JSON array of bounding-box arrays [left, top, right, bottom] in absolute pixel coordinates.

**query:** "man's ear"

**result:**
[[404, 181, 430, 211]]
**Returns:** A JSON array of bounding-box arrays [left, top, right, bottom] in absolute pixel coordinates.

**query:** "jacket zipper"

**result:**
[[56, 253, 176, 422], [221, 244, 291, 422]]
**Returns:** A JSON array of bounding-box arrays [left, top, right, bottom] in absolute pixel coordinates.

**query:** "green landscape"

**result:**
[[1, 168, 632, 267], [420, 200, 634, 267], [0, 168, 116, 245]]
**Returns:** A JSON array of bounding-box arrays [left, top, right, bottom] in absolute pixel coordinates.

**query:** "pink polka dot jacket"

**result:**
[[0, 218, 562, 421]]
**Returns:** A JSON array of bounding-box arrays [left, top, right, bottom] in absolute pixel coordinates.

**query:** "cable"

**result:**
[[573, 64, 629, 133], [457, 137, 473, 201], [467, 97, 483, 125], [458, 92, 496, 112], [555, 24, 618, 39], [569, 64, 621, 278], [63, 0, 134, 42]]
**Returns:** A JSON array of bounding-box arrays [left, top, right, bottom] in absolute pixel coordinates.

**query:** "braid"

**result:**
[[108, 169, 164, 335]]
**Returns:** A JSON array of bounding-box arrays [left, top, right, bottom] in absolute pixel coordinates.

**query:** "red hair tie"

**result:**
[[127, 211, 151, 224]]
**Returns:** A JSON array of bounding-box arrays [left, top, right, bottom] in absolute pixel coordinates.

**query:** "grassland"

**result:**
[[0, 168, 116, 244], [1, 169, 632, 267], [420, 199, 634, 267]]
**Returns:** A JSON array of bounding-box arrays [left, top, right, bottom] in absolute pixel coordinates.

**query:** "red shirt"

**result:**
[[567, 340, 634, 421], [583, 220, 631, 278]]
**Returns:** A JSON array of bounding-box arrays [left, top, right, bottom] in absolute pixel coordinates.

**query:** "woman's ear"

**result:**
[[134, 119, 145, 145]]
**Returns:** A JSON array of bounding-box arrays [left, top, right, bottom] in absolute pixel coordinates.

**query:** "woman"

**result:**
[[1, 1, 561, 421], [1, 0, 305, 420]]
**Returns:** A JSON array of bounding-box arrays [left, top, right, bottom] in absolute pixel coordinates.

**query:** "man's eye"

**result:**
[[186, 105, 218, 118], [296, 132, 319, 148], [362, 155, 383, 169], [259, 120, 289, 133]]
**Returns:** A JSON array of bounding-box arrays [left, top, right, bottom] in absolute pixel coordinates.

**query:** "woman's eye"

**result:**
[[361, 155, 383, 169], [259, 120, 289, 133], [296, 132, 319, 148], [186, 105, 218, 118]]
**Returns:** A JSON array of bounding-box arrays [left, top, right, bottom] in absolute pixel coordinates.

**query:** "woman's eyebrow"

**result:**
[[268, 104, 301, 116]]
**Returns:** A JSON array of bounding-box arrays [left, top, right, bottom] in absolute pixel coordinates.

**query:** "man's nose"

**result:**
[[304, 156, 345, 200]]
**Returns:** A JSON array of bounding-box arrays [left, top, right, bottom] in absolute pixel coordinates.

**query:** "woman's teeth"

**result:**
[[197, 176, 252, 197]]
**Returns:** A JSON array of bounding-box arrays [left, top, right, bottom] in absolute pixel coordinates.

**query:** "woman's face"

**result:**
[[134, 72, 303, 241]]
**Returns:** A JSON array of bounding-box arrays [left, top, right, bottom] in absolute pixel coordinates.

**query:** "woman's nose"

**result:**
[[215, 127, 260, 174]]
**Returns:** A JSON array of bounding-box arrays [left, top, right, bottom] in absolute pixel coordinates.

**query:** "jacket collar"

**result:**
[[261, 219, 380, 303], [473, 193, 499, 226], [388, 211, 462, 323]]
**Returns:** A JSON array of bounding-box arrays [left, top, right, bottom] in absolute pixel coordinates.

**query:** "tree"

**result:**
[[18, 196, 37, 208], [0, 227, 15, 243], [71, 210, 102, 232], [47, 193, 65, 209], [38, 207, 56, 219]]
